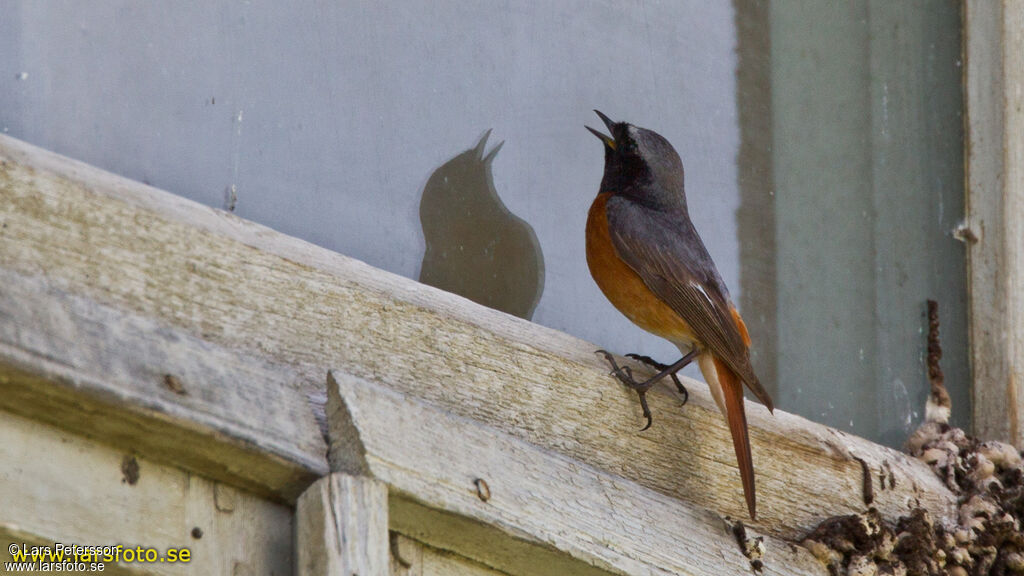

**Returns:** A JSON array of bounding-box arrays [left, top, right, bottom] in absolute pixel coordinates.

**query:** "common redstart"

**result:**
[[585, 110, 774, 519]]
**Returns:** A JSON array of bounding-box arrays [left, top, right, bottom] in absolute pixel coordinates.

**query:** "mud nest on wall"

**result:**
[[804, 425, 1024, 575], [802, 301, 1024, 576]]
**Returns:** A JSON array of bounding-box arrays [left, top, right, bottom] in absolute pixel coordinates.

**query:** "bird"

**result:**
[[584, 110, 774, 519]]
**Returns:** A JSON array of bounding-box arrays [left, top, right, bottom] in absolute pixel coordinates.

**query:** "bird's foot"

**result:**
[[596, 350, 657, 391], [596, 350, 655, 431], [626, 353, 689, 406]]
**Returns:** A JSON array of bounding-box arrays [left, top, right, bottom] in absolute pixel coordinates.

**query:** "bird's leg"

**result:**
[[597, 351, 654, 430], [595, 348, 700, 430], [626, 353, 690, 405]]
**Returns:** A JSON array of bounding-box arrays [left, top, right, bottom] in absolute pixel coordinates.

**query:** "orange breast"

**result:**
[[586, 193, 697, 344]]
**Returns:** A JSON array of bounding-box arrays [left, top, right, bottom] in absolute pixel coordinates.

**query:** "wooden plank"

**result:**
[[296, 474, 389, 576], [329, 371, 825, 576], [387, 497, 613, 576], [390, 535, 509, 576], [0, 132, 957, 541], [0, 267, 327, 502], [1009, 0, 1024, 448], [965, 0, 1024, 446], [0, 409, 292, 575]]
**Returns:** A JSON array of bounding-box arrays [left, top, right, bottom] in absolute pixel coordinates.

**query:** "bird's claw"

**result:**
[[625, 353, 689, 406], [596, 349, 655, 430], [626, 353, 667, 370], [637, 391, 653, 431], [596, 350, 645, 389], [612, 365, 633, 380], [675, 382, 689, 406], [597, 350, 626, 376]]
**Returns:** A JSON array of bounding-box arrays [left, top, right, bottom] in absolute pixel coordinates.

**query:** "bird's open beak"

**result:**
[[586, 109, 616, 150]]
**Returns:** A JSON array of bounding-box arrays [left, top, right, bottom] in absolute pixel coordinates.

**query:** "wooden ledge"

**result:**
[[0, 134, 956, 565], [328, 371, 825, 576]]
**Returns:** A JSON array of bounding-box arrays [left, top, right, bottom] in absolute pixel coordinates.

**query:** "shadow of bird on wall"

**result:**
[[419, 130, 545, 320]]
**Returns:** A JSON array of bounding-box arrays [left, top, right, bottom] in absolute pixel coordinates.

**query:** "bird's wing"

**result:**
[[605, 195, 773, 411]]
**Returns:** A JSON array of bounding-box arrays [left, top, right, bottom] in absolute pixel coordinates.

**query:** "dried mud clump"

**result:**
[[804, 424, 1024, 576], [802, 301, 1024, 575]]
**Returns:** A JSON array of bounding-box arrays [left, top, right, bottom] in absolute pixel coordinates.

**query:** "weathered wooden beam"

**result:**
[[0, 133, 956, 549], [0, 267, 327, 502], [965, 0, 1024, 446], [0, 409, 293, 575], [327, 371, 826, 576], [296, 474, 389, 576]]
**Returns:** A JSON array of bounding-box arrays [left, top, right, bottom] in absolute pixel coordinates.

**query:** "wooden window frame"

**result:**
[[964, 1, 1024, 447]]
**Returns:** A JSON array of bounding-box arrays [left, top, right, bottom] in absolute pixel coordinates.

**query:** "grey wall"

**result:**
[[770, 0, 968, 445], [0, 0, 741, 373]]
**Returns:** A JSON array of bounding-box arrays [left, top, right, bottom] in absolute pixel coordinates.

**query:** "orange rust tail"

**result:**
[[714, 356, 756, 519], [730, 307, 751, 347], [729, 306, 775, 413]]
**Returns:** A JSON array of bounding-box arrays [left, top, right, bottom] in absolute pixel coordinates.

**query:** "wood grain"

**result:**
[[964, 0, 1024, 447], [296, 474, 389, 576], [0, 267, 326, 501]]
